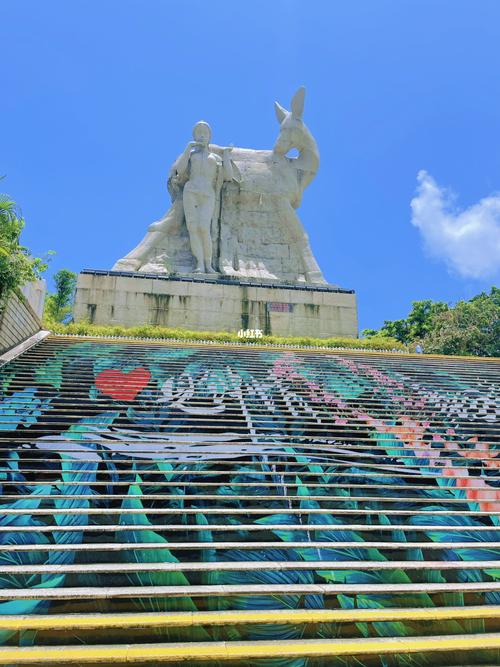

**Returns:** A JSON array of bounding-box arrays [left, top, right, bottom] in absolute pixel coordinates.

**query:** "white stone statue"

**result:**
[[113, 87, 326, 284], [172, 121, 234, 273]]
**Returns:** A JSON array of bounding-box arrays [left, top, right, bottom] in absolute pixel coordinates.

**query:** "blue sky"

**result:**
[[4, 0, 500, 331]]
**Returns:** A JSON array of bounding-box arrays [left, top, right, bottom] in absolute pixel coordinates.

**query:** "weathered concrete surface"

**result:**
[[0, 290, 43, 354], [74, 271, 358, 338], [20, 280, 46, 320]]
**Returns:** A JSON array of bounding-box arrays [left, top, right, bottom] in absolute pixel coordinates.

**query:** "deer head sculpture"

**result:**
[[273, 86, 320, 202]]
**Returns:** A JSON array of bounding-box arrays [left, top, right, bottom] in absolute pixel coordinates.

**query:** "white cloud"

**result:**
[[410, 170, 500, 279]]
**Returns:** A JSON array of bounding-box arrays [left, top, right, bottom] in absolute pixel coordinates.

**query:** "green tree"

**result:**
[[423, 287, 500, 357], [405, 299, 449, 340], [363, 289, 499, 357], [363, 300, 449, 344], [0, 194, 49, 310], [44, 269, 77, 323]]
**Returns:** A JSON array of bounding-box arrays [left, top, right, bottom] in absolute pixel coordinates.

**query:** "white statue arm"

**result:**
[[172, 143, 194, 179], [222, 147, 234, 182]]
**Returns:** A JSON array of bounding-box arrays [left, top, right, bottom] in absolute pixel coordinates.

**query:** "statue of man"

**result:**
[[113, 121, 235, 274]]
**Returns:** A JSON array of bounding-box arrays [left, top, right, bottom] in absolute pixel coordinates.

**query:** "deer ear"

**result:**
[[291, 86, 305, 119], [274, 101, 288, 123]]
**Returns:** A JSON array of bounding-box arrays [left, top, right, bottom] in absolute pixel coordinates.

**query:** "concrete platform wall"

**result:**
[[74, 271, 358, 338], [20, 280, 46, 320]]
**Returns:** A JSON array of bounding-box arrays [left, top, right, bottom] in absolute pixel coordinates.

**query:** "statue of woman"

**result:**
[[113, 121, 234, 274], [172, 121, 234, 273]]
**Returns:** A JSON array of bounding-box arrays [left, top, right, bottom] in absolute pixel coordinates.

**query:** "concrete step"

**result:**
[[0, 559, 498, 577], [4, 457, 498, 473], [0, 540, 497, 552], [0, 491, 483, 504], [1, 605, 499, 631], [1, 633, 500, 663], [2, 507, 497, 517], [1, 466, 486, 481], [0, 522, 497, 534], [0, 480, 491, 491], [2, 581, 500, 601]]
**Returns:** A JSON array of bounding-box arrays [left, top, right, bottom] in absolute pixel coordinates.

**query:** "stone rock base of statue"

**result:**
[[73, 271, 358, 339]]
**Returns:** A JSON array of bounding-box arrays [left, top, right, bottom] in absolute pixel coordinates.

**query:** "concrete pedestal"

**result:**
[[74, 270, 358, 338]]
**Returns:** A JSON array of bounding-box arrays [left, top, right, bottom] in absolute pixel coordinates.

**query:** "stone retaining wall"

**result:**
[[0, 290, 43, 354], [74, 271, 358, 338]]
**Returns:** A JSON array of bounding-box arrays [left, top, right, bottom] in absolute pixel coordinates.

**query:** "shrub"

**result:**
[[43, 319, 406, 352]]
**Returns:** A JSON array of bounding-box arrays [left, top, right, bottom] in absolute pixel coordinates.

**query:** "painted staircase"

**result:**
[[0, 334, 499, 665]]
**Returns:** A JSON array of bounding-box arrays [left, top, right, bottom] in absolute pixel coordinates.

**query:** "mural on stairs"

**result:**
[[0, 338, 499, 665]]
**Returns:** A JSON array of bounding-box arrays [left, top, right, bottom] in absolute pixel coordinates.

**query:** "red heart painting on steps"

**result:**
[[95, 367, 151, 401]]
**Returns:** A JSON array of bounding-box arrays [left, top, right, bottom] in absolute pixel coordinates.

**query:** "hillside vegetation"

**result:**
[[363, 288, 499, 357]]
